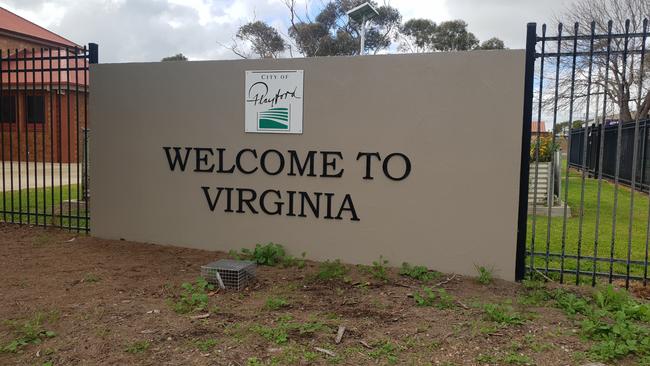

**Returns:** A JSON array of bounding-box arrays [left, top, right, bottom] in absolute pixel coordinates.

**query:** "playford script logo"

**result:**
[[245, 70, 303, 134]]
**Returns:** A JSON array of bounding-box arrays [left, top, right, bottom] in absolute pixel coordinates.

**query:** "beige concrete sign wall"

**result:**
[[90, 51, 525, 280]]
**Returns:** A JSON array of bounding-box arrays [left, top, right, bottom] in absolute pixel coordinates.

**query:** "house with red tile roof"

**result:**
[[0, 7, 88, 163], [531, 121, 548, 134]]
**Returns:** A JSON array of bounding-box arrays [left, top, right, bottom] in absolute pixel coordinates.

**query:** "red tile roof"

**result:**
[[0, 7, 79, 48], [531, 121, 547, 133], [1, 49, 88, 87]]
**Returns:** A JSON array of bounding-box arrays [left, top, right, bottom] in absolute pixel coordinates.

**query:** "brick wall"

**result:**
[[0, 37, 46, 53], [0, 90, 87, 163]]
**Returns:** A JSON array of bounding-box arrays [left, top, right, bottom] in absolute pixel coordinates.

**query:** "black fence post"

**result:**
[[515, 23, 537, 281], [89, 43, 99, 64]]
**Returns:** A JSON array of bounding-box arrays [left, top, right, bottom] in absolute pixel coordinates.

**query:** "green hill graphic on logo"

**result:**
[[258, 107, 289, 130]]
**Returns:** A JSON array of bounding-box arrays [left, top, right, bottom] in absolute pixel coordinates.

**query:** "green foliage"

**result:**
[[242, 243, 286, 266], [519, 280, 552, 305], [236, 243, 305, 268], [194, 338, 218, 352], [1, 313, 57, 353], [124, 340, 150, 354], [303, 350, 319, 362], [161, 53, 188, 61], [171, 277, 214, 314], [433, 20, 479, 51], [282, 252, 307, 269], [84, 273, 100, 283], [503, 352, 533, 365], [399, 18, 502, 53], [475, 265, 493, 285], [251, 317, 293, 344], [369, 256, 389, 282], [545, 285, 650, 363], [482, 303, 525, 325], [399, 262, 440, 282], [479, 37, 506, 50], [237, 21, 286, 58], [413, 287, 455, 309], [289, 0, 401, 56], [247, 357, 263, 366], [399, 18, 437, 52], [316, 259, 348, 281], [530, 135, 559, 162], [553, 290, 590, 316], [265, 297, 289, 311], [582, 289, 650, 361], [368, 341, 400, 364], [251, 315, 328, 345], [475, 353, 498, 363]]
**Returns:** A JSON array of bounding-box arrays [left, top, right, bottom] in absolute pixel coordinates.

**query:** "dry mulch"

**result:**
[[0, 224, 640, 365]]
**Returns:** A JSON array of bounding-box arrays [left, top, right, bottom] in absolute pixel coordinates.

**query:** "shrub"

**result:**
[[235, 243, 305, 268], [530, 135, 559, 162], [243, 243, 286, 266]]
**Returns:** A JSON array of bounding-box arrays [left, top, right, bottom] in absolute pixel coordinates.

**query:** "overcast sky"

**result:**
[[0, 0, 577, 63]]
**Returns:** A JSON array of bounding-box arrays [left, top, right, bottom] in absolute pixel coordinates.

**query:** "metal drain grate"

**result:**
[[201, 259, 256, 290]]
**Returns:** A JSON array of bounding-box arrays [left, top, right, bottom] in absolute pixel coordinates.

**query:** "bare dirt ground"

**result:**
[[0, 224, 646, 365]]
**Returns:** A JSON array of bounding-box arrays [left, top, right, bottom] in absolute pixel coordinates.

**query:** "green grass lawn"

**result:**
[[0, 184, 87, 230], [527, 165, 650, 283]]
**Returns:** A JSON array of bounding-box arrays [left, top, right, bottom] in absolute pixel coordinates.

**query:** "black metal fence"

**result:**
[[0, 44, 97, 232], [517, 19, 650, 288], [568, 119, 650, 191]]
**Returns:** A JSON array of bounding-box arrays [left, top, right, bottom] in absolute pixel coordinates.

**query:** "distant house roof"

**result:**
[[531, 121, 547, 133], [0, 7, 79, 49]]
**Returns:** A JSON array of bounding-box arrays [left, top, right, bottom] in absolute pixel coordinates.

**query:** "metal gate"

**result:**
[[0, 44, 97, 232], [517, 19, 650, 287]]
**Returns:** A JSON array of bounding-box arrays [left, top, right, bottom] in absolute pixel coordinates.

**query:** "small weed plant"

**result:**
[[242, 243, 286, 266], [503, 352, 533, 365], [282, 252, 307, 269], [522, 282, 650, 363], [265, 296, 289, 310], [171, 277, 214, 314], [83, 273, 100, 283], [482, 303, 525, 325], [369, 256, 390, 282], [316, 259, 348, 281], [247, 357, 263, 366], [519, 279, 552, 305], [368, 340, 400, 364], [399, 262, 440, 282], [475, 265, 493, 285], [194, 338, 218, 352], [233, 243, 306, 268], [1, 312, 57, 353], [251, 315, 328, 345], [125, 340, 150, 354], [413, 287, 455, 309]]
